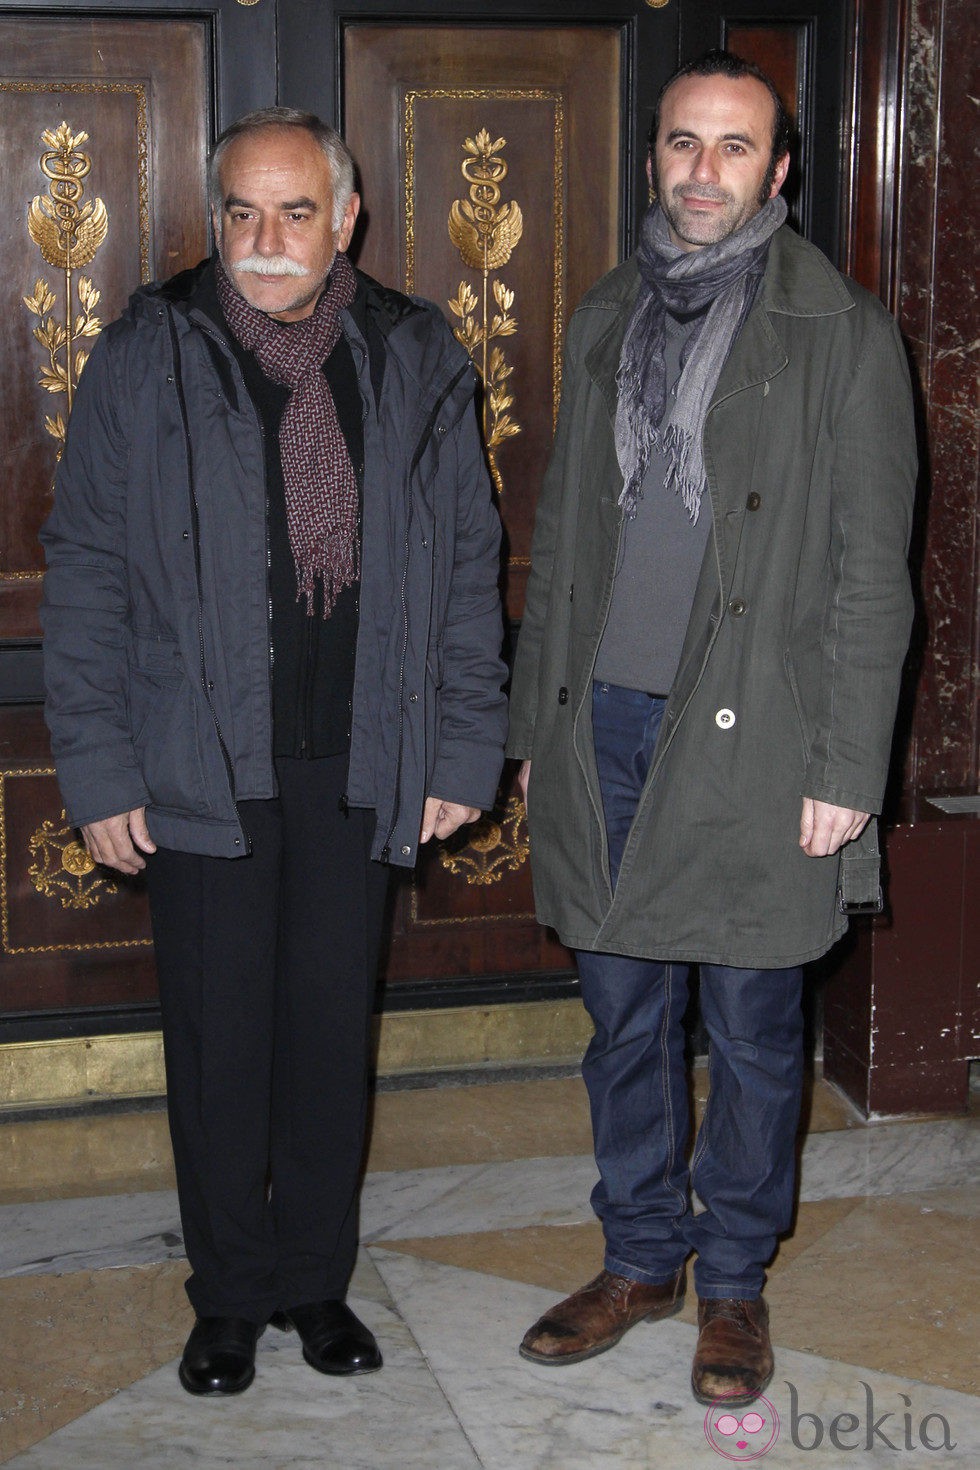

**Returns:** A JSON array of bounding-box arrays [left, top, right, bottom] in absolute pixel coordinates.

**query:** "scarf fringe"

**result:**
[[662, 423, 702, 524]]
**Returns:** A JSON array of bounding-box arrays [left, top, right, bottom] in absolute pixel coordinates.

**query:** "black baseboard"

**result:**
[[0, 970, 581, 1044], [1, 966, 824, 1048]]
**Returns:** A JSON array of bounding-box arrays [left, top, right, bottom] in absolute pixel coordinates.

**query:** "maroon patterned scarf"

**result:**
[[216, 252, 358, 615]]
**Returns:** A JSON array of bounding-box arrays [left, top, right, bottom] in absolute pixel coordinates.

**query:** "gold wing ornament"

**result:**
[[448, 198, 524, 271], [28, 195, 109, 271], [26, 197, 63, 269]]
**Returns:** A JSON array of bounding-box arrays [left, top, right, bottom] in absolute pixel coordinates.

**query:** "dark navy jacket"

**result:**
[[40, 259, 507, 866]]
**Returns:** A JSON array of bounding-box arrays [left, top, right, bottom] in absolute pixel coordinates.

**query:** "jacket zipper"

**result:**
[[377, 361, 468, 861], [165, 307, 249, 852], [194, 317, 276, 729]]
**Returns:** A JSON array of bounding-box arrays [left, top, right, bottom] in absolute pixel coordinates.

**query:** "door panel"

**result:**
[[345, 23, 622, 622], [0, 18, 210, 638], [680, 1, 848, 263], [344, 20, 629, 993]]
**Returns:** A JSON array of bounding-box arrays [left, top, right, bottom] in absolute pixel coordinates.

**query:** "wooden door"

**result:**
[[0, 0, 276, 1038]]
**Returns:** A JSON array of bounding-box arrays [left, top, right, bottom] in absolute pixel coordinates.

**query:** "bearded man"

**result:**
[[508, 51, 915, 1403], [41, 108, 506, 1396]]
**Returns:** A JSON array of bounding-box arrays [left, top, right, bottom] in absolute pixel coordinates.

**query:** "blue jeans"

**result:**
[[576, 682, 804, 1300]]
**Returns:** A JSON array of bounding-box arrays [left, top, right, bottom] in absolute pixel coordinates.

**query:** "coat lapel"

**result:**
[[711, 302, 788, 410], [584, 308, 630, 427]]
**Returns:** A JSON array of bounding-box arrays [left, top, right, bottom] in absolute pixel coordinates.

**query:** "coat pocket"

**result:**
[[783, 649, 814, 761], [129, 637, 209, 814]]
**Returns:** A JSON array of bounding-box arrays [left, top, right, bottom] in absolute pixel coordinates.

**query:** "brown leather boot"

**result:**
[[519, 1267, 686, 1365], [691, 1297, 774, 1405]]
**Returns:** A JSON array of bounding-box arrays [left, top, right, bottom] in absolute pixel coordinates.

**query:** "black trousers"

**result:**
[[146, 754, 390, 1321]]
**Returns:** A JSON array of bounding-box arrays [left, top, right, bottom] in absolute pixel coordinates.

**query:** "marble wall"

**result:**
[[898, 0, 979, 797], [823, 0, 978, 1115]]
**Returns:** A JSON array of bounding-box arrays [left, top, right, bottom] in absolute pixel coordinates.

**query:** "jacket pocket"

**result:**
[[131, 630, 182, 678], [129, 638, 209, 814], [783, 649, 814, 760]]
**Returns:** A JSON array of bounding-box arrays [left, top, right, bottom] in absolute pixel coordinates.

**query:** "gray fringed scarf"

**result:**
[[615, 195, 787, 522]]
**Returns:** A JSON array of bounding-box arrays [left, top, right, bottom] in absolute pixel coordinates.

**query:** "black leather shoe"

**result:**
[[274, 1300, 382, 1375], [178, 1316, 261, 1395]]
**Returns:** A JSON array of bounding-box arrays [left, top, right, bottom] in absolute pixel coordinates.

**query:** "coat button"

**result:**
[[746, 492, 761, 511], [401, 844, 412, 856], [409, 692, 419, 703], [715, 708, 736, 729], [558, 686, 569, 705], [728, 598, 747, 617]]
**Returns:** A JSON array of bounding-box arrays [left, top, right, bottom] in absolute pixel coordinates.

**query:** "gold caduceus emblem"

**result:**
[[447, 129, 523, 493], [23, 122, 108, 459]]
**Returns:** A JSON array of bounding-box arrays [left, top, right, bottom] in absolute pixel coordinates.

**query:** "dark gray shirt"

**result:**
[[594, 312, 712, 694]]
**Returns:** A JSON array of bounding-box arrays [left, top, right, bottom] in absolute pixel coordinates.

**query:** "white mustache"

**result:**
[[233, 254, 308, 278]]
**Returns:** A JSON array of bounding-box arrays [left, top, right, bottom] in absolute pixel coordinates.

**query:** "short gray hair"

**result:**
[[209, 107, 356, 231]]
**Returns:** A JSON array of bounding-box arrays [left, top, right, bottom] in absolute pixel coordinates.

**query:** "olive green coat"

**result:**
[[507, 227, 916, 967]]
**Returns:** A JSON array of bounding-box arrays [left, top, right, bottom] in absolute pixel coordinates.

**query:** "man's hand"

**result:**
[[799, 798, 869, 858], [517, 760, 530, 805], [81, 808, 156, 875], [419, 796, 481, 845]]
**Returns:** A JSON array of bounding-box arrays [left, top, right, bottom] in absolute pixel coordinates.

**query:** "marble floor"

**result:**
[[0, 1064, 977, 1468]]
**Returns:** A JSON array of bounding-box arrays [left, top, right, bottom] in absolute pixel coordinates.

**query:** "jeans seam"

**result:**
[[660, 963, 687, 1213]]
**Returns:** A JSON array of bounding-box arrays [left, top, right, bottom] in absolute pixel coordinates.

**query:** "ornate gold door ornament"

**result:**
[[447, 129, 523, 493], [23, 122, 108, 459], [28, 812, 117, 911], [437, 795, 529, 886], [404, 88, 564, 431]]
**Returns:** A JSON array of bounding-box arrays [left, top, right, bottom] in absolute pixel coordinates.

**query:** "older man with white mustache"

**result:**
[[41, 108, 507, 1398]]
